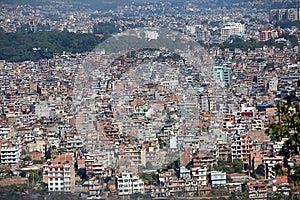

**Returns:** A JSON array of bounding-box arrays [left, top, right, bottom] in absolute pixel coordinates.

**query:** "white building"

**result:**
[[0, 142, 20, 165], [221, 22, 245, 41], [268, 76, 278, 92], [47, 163, 74, 192], [116, 172, 145, 196], [210, 171, 226, 186], [0, 126, 13, 140], [191, 166, 207, 186]]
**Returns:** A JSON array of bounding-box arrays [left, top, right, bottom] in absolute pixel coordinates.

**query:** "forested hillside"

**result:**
[[0, 31, 108, 62]]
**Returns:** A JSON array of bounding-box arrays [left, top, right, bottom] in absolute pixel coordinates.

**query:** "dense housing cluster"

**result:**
[[0, 0, 300, 199]]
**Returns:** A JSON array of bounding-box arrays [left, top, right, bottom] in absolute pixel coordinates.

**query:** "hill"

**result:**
[[0, 31, 108, 62]]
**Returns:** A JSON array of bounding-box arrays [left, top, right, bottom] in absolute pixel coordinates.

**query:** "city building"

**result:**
[[0, 142, 20, 165], [116, 172, 145, 196], [221, 22, 245, 41], [214, 65, 232, 85], [47, 162, 74, 192], [209, 171, 226, 187]]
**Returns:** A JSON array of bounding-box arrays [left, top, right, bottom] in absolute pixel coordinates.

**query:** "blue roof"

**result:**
[[164, 124, 173, 127], [256, 103, 275, 108], [280, 77, 299, 81]]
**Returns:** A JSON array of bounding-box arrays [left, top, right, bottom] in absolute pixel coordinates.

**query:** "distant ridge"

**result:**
[[0, 0, 298, 10]]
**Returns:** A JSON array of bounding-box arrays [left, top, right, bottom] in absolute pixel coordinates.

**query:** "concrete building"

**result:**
[[116, 172, 145, 196], [35, 101, 51, 118], [270, 8, 300, 21], [214, 66, 232, 85], [221, 23, 245, 41], [210, 171, 226, 187], [191, 166, 207, 186], [47, 162, 74, 192], [0, 126, 14, 140], [259, 28, 278, 42], [0, 142, 20, 165]]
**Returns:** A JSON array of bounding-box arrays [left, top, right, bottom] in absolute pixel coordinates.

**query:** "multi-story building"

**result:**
[[191, 165, 207, 186], [196, 26, 210, 42], [116, 172, 144, 196], [230, 132, 243, 161], [43, 153, 75, 192], [199, 95, 210, 112], [0, 126, 14, 140], [221, 22, 245, 41], [214, 66, 232, 85], [263, 156, 284, 181], [259, 28, 279, 42], [209, 171, 226, 187], [0, 142, 20, 165], [270, 8, 300, 22], [217, 142, 232, 162], [47, 162, 74, 192], [240, 133, 253, 166]]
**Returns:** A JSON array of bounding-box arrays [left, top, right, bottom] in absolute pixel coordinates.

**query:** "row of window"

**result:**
[[119, 189, 144, 193], [49, 182, 63, 186], [49, 173, 63, 176], [118, 183, 144, 187], [49, 178, 63, 181], [49, 187, 63, 191], [49, 168, 63, 171]]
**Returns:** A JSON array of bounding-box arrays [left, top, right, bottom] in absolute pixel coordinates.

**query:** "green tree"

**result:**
[[93, 22, 120, 35], [145, 161, 154, 170], [266, 100, 300, 187], [138, 173, 158, 185], [213, 159, 243, 174], [273, 163, 287, 177], [0, 31, 109, 62], [266, 101, 300, 158], [24, 156, 32, 161]]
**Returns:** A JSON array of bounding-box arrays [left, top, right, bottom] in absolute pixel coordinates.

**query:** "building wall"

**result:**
[[117, 172, 145, 196], [0, 143, 20, 165], [210, 171, 226, 186]]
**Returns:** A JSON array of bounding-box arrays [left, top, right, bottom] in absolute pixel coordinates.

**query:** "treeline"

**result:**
[[93, 22, 120, 35], [274, 21, 300, 29], [0, 31, 109, 62]]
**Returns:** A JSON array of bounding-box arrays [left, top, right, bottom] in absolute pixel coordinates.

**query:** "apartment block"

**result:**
[[116, 172, 144, 196]]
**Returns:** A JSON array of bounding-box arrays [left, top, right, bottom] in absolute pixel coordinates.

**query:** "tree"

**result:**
[[93, 22, 120, 35], [0, 31, 109, 62], [273, 163, 287, 176], [266, 100, 300, 187], [266, 100, 300, 158], [24, 156, 32, 161], [145, 161, 154, 170], [213, 159, 243, 174], [138, 172, 158, 185]]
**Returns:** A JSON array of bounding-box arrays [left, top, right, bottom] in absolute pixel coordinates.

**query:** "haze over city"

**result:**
[[0, 0, 299, 199]]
